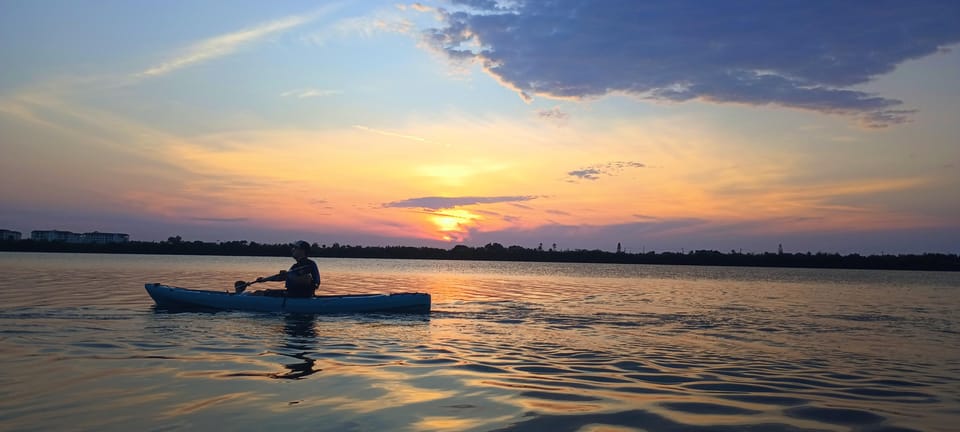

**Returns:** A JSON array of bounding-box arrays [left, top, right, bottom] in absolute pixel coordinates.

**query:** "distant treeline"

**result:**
[[2, 238, 958, 271]]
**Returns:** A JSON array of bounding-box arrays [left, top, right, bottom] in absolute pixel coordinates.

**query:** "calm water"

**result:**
[[1, 253, 958, 431]]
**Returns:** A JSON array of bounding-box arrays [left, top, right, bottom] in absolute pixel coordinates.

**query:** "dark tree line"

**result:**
[[1, 238, 958, 271]]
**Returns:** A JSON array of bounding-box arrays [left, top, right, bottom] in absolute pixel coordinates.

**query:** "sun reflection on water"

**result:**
[[2, 255, 959, 431]]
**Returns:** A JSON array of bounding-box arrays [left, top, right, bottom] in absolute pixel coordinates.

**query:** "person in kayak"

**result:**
[[255, 240, 321, 298]]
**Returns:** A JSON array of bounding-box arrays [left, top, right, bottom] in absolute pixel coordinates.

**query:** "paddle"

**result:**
[[234, 271, 286, 294]]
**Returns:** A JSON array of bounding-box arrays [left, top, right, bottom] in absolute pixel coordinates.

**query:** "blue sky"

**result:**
[[1, 1, 959, 253]]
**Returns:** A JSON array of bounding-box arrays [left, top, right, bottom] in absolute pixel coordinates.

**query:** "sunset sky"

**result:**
[[2, 1, 959, 254]]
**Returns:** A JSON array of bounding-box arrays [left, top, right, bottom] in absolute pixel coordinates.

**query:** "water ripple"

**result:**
[[1, 254, 958, 431]]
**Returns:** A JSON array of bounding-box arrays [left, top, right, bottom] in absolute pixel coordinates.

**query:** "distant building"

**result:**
[[31, 230, 83, 243], [0, 229, 21, 241], [82, 231, 129, 244], [30, 230, 129, 244]]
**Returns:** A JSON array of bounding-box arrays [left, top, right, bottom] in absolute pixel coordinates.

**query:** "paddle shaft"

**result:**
[[235, 266, 313, 292], [235, 271, 285, 291]]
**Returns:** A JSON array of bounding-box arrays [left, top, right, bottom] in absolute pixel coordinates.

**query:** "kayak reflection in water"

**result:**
[[272, 314, 320, 380], [246, 240, 321, 298], [224, 314, 321, 380]]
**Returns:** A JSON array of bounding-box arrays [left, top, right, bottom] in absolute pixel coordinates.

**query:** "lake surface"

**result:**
[[1, 252, 958, 431]]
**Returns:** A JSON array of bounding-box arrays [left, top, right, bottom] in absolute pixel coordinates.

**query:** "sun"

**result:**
[[432, 216, 462, 232], [429, 209, 481, 241]]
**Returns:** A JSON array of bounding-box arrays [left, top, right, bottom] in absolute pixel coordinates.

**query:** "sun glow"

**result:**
[[430, 209, 481, 241]]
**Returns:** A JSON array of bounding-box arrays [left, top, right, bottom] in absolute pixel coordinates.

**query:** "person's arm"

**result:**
[[309, 262, 321, 287], [256, 270, 286, 283]]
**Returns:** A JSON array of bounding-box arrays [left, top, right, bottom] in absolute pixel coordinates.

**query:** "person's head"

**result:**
[[292, 240, 311, 259]]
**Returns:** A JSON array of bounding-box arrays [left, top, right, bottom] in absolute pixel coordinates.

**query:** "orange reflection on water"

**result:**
[[411, 416, 494, 431], [306, 379, 457, 415], [163, 391, 267, 417], [577, 425, 647, 432]]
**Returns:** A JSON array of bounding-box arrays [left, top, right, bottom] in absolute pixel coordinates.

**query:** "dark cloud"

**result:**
[[427, 1, 960, 127], [472, 208, 503, 217], [384, 195, 538, 210], [568, 161, 645, 181], [568, 168, 602, 181]]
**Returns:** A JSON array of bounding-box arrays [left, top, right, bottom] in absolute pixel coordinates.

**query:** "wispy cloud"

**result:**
[[407, 3, 433, 13], [190, 217, 249, 223], [384, 195, 538, 210], [633, 214, 660, 221], [353, 125, 430, 142], [304, 10, 414, 46], [568, 168, 602, 181], [138, 7, 337, 77], [281, 88, 342, 98], [537, 107, 569, 121], [568, 161, 646, 182]]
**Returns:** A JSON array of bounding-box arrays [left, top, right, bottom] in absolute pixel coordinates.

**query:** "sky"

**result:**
[[1, 0, 959, 254]]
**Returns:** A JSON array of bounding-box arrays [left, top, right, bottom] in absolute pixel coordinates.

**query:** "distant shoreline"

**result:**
[[2, 239, 958, 272]]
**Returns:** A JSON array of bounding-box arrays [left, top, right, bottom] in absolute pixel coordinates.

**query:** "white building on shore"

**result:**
[[1, 229, 21, 240], [30, 230, 129, 244], [31, 230, 83, 243], [83, 231, 130, 244]]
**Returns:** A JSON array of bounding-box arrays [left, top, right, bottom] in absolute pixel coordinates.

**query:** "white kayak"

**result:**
[[145, 283, 430, 314]]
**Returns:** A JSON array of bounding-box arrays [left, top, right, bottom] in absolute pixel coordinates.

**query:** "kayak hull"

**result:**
[[145, 283, 430, 314]]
